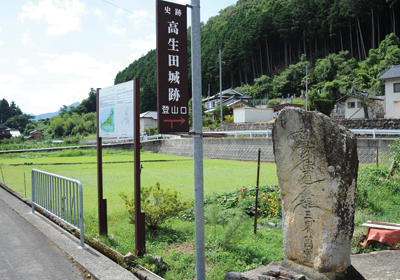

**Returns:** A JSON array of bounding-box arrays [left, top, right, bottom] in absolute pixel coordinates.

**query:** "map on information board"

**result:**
[[99, 81, 134, 137]]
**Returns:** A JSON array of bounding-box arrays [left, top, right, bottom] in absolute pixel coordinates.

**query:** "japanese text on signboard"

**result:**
[[156, 0, 188, 133]]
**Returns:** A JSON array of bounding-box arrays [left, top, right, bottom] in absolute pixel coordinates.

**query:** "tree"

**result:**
[[0, 98, 10, 123], [213, 104, 230, 121], [59, 105, 69, 116], [4, 114, 35, 132]]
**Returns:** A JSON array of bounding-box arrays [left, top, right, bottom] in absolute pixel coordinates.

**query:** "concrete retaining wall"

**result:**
[[155, 137, 395, 164]]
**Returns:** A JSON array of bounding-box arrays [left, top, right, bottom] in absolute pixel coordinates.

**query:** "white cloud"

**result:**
[[43, 52, 124, 82], [128, 34, 156, 61], [128, 10, 152, 29], [0, 41, 3, 47], [0, 27, 2, 33], [20, 32, 30, 44], [17, 59, 38, 76], [38, 52, 59, 58], [117, 8, 124, 15], [107, 24, 127, 36], [18, 0, 86, 36], [94, 8, 107, 19]]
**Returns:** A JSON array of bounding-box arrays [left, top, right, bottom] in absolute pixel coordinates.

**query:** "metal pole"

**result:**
[[191, 1, 205, 279], [254, 149, 261, 234], [219, 49, 223, 125], [306, 64, 308, 111], [208, 84, 210, 119]]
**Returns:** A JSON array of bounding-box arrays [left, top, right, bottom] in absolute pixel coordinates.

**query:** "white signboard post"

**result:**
[[99, 80, 134, 137]]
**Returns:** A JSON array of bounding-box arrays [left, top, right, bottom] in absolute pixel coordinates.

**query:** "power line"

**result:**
[[100, 0, 154, 23]]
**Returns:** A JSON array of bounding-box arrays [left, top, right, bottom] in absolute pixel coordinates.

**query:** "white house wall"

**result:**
[[345, 97, 364, 119], [140, 118, 157, 134], [385, 79, 400, 118], [394, 100, 400, 118], [234, 108, 273, 123]]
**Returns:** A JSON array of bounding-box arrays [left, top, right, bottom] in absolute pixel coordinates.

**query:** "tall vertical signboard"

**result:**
[[156, 0, 189, 133]]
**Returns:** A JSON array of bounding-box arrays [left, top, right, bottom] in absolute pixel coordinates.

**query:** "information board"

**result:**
[[99, 81, 134, 137], [156, 0, 189, 133]]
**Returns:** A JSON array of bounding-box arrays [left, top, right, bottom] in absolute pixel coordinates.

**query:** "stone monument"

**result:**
[[273, 108, 364, 280]]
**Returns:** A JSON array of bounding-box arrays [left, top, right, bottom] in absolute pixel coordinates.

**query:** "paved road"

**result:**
[[0, 197, 84, 280]]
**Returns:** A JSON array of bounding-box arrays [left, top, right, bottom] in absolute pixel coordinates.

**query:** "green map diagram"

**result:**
[[100, 107, 115, 133]]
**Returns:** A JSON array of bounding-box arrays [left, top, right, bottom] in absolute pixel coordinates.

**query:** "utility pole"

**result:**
[[191, 0, 205, 279], [219, 49, 223, 124]]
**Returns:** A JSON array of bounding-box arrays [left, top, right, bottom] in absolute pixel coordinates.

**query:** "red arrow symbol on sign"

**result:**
[[163, 117, 186, 128]]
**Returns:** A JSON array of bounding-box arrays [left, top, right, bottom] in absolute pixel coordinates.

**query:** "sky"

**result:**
[[0, 0, 237, 116]]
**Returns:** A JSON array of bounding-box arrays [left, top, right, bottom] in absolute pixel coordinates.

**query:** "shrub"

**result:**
[[202, 117, 213, 127], [144, 127, 158, 136], [267, 99, 280, 107], [356, 167, 400, 214], [205, 185, 282, 219], [224, 115, 234, 123], [388, 137, 400, 177], [204, 204, 247, 249], [119, 183, 190, 229], [314, 99, 333, 116]]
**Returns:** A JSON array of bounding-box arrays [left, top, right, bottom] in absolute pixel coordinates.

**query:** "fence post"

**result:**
[[376, 147, 379, 168], [31, 171, 35, 213]]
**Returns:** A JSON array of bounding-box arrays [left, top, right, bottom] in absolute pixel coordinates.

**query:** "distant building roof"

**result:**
[[30, 130, 42, 134], [140, 111, 158, 120], [336, 93, 384, 103], [379, 65, 400, 80], [202, 88, 252, 102]]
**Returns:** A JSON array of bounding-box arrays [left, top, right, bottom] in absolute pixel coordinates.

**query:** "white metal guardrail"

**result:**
[[32, 169, 85, 248], [198, 129, 400, 139], [86, 129, 399, 143], [349, 129, 400, 139]]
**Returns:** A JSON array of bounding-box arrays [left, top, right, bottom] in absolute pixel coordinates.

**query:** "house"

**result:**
[[234, 107, 274, 123], [28, 130, 43, 140], [0, 125, 12, 141], [379, 65, 400, 118], [140, 111, 157, 134], [335, 94, 384, 119], [202, 88, 253, 117], [10, 130, 21, 137]]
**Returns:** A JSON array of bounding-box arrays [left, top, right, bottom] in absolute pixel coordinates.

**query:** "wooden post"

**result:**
[[134, 78, 146, 256], [96, 88, 108, 236], [254, 148, 261, 234]]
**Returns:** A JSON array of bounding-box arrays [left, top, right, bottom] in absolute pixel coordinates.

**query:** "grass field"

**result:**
[[0, 149, 281, 279], [1, 148, 398, 279], [0, 149, 278, 211]]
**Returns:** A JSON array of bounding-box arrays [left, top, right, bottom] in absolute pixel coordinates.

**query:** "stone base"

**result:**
[[224, 261, 365, 280], [281, 259, 365, 280]]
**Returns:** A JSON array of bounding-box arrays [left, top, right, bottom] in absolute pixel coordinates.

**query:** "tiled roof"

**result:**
[[379, 65, 400, 80]]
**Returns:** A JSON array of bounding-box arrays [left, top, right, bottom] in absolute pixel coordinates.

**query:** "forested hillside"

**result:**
[[115, 0, 400, 112]]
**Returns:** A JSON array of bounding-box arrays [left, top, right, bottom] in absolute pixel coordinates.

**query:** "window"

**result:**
[[394, 83, 400, 93], [357, 101, 362, 108], [347, 102, 355, 109]]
